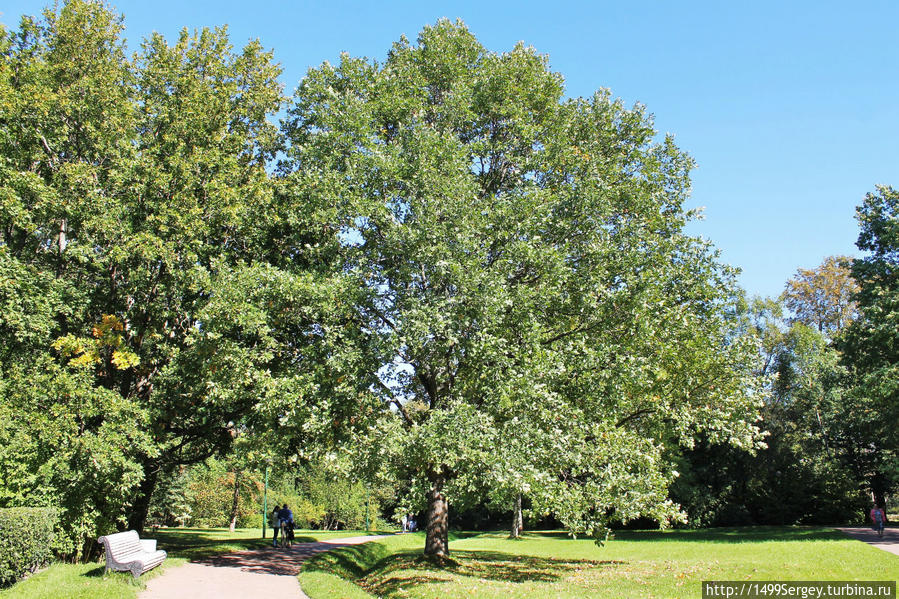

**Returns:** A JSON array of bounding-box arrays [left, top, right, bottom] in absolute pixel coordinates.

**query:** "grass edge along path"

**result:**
[[0, 527, 377, 599], [298, 527, 899, 599]]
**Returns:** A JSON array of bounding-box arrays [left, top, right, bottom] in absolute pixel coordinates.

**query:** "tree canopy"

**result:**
[[282, 19, 764, 555], [10, 2, 869, 562], [781, 255, 858, 336], [838, 185, 899, 507], [0, 0, 348, 553]]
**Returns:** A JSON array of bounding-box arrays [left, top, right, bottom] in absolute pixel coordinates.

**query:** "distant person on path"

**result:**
[[870, 504, 886, 538], [278, 504, 294, 547], [409, 517, 416, 532], [271, 504, 281, 547], [401, 514, 408, 533]]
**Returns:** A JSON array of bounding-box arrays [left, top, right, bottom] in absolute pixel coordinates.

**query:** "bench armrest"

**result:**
[[140, 539, 157, 552]]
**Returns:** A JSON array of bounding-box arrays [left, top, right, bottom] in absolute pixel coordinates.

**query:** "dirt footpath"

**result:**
[[140, 535, 389, 599]]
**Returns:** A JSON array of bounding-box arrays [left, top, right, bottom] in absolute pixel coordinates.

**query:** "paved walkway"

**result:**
[[140, 535, 389, 599], [836, 527, 899, 557]]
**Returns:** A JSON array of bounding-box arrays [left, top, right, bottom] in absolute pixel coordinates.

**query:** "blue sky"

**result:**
[[3, 0, 897, 299]]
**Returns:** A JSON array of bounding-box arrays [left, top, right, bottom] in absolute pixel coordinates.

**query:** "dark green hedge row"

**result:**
[[0, 508, 57, 588]]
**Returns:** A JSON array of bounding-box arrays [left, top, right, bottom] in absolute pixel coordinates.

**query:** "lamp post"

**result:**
[[262, 464, 269, 539], [365, 484, 370, 532]]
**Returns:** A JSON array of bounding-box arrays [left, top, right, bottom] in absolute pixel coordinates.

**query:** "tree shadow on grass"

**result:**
[[502, 527, 847, 544], [303, 541, 397, 579], [360, 550, 625, 597], [154, 528, 352, 560]]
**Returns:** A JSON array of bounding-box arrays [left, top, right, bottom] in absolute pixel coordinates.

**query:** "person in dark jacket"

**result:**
[[277, 504, 294, 547]]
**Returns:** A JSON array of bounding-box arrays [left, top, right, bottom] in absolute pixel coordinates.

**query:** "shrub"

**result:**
[[0, 507, 57, 587], [292, 497, 326, 529], [181, 460, 263, 528]]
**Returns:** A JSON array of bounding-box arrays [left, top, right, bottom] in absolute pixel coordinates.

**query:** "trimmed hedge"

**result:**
[[0, 507, 57, 587]]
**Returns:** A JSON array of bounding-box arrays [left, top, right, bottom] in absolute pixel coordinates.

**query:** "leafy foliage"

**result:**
[[299, 467, 387, 530], [282, 19, 764, 553], [837, 185, 899, 504], [1, 2, 813, 561], [781, 255, 858, 336], [179, 461, 262, 529], [0, 0, 336, 554], [670, 288, 871, 527], [0, 508, 56, 587]]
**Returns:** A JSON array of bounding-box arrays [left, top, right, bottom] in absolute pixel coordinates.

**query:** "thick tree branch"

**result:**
[[375, 378, 413, 425], [368, 303, 398, 332], [616, 408, 656, 428], [541, 318, 604, 347]]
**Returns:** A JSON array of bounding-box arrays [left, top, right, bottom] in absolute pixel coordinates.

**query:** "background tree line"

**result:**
[[0, 0, 895, 562], [671, 188, 899, 526]]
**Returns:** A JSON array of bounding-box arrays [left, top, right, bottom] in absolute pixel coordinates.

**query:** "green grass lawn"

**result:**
[[0, 527, 373, 599], [4, 526, 897, 599], [299, 528, 899, 599]]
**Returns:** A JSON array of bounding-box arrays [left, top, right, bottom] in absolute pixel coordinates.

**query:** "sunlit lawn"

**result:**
[[300, 528, 899, 599], [0, 527, 374, 599], [5, 526, 897, 599]]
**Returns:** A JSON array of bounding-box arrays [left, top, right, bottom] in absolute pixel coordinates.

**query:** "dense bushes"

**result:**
[[146, 458, 389, 530], [0, 508, 56, 587], [669, 438, 867, 527], [148, 461, 262, 529]]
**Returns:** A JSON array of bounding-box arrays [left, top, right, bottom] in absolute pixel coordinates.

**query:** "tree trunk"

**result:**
[[229, 469, 240, 532], [57, 218, 67, 252], [424, 472, 449, 557], [56, 218, 67, 278], [510, 493, 523, 539], [872, 475, 888, 522], [128, 461, 159, 533]]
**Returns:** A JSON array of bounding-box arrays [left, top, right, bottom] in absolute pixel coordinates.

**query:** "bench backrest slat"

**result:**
[[100, 531, 143, 559]]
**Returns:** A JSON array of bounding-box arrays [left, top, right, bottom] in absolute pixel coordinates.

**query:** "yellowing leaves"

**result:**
[[52, 314, 139, 370], [111, 349, 141, 369], [572, 146, 592, 161], [51, 334, 88, 357], [92, 313, 125, 337]]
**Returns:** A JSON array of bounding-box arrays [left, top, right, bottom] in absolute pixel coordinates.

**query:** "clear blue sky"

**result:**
[[3, 0, 897, 299]]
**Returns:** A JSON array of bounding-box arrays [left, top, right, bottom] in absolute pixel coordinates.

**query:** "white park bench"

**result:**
[[97, 530, 167, 578]]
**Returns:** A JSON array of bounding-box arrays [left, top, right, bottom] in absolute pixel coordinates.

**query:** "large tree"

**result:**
[[837, 185, 899, 508], [781, 255, 858, 336], [0, 0, 347, 547], [0, 2, 155, 557], [283, 20, 764, 556]]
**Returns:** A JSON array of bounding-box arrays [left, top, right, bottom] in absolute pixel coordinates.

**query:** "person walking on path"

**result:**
[[277, 504, 294, 548], [870, 504, 887, 538], [401, 513, 408, 533], [271, 505, 281, 547]]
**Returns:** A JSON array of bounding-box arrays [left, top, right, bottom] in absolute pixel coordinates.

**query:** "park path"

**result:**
[[139, 534, 390, 599], [837, 527, 899, 557]]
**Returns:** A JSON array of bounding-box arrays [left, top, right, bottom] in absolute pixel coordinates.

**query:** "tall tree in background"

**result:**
[[781, 255, 858, 336], [838, 185, 899, 509], [117, 22, 301, 532], [283, 20, 763, 556], [669, 296, 864, 527], [0, 1, 153, 558], [0, 0, 350, 550]]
